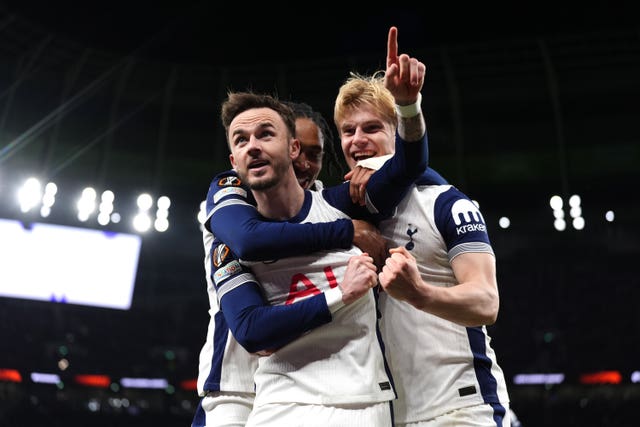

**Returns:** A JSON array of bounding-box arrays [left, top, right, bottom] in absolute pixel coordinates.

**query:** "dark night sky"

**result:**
[[2, 2, 637, 66]]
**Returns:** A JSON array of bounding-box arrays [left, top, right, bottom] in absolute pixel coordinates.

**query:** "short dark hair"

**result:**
[[221, 92, 296, 144]]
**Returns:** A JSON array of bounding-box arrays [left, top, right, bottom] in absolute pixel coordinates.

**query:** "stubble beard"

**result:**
[[239, 158, 290, 192], [247, 175, 278, 191]]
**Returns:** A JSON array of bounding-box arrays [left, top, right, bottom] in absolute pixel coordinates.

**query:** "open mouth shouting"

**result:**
[[248, 158, 269, 174], [351, 150, 377, 163]]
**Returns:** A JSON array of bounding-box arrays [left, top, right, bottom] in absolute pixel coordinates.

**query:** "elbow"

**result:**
[[229, 315, 266, 353], [233, 330, 263, 354], [466, 309, 498, 328], [464, 292, 499, 327], [418, 157, 428, 176], [481, 295, 500, 326], [483, 311, 499, 326], [408, 159, 428, 184]]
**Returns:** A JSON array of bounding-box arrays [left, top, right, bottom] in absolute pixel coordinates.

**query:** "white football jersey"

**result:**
[[242, 190, 395, 407], [378, 183, 510, 423]]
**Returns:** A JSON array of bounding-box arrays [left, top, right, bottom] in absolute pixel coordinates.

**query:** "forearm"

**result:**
[[211, 204, 353, 261], [397, 112, 426, 143], [221, 284, 333, 353], [411, 280, 499, 327], [395, 93, 427, 178]]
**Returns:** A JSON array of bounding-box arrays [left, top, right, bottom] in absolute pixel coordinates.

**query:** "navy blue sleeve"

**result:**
[[210, 240, 332, 353], [416, 167, 449, 186], [322, 131, 429, 222], [206, 170, 353, 261], [433, 187, 493, 253], [222, 284, 331, 353], [366, 130, 429, 198], [208, 128, 427, 257]]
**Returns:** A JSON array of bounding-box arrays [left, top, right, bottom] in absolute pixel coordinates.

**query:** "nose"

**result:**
[[352, 128, 368, 146], [246, 135, 262, 152]]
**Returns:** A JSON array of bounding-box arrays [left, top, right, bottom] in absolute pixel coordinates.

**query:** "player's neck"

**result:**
[[253, 170, 305, 220]]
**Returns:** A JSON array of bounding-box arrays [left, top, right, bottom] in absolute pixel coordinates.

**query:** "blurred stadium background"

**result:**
[[0, 2, 638, 426]]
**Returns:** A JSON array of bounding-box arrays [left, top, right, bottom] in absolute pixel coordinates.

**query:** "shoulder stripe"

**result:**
[[213, 186, 247, 204], [213, 260, 243, 285], [217, 272, 256, 302], [211, 198, 252, 217], [449, 242, 494, 261]]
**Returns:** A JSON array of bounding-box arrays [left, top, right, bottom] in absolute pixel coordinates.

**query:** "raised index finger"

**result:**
[[387, 26, 398, 69]]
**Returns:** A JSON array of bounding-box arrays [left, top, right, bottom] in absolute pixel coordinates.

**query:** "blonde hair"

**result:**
[[333, 71, 398, 130]]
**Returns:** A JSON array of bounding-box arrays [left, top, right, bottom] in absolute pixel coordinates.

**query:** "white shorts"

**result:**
[[195, 391, 255, 427], [397, 402, 511, 427], [246, 401, 392, 427]]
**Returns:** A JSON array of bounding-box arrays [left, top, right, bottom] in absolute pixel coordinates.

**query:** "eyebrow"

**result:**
[[342, 118, 383, 129], [231, 121, 276, 137]]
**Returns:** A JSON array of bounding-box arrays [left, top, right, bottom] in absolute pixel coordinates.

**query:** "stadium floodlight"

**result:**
[[549, 195, 563, 210], [155, 195, 171, 232], [568, 194, 581, 208], [17, 177, 42, 213], [133, 212, 152, 232], [157, 195, 171, 210], [41, 182, 58, 217], [553, 218, 566, 231], [77, 187, 97, 222], [136, 193, 153, 210]]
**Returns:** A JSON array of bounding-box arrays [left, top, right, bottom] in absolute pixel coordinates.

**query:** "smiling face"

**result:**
[[337, 104, 396, 170], [292, 117, 324, 190], [228, 107, 299, 191]]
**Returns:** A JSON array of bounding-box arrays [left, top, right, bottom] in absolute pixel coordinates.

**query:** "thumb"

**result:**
[[389, 246, 412, 259]]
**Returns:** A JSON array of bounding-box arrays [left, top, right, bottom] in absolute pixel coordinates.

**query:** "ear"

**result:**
[[290, 137, 301, 160], [229, 153, 236, 169]]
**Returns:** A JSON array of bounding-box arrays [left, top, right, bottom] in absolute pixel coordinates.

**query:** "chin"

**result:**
[[249, 176, 278, 191]]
